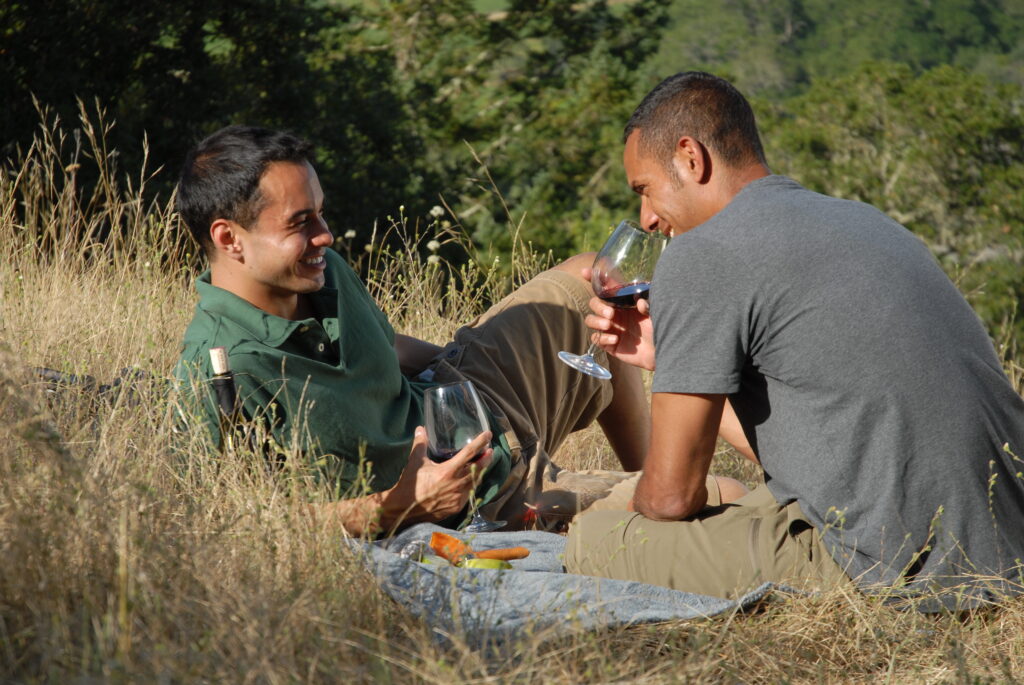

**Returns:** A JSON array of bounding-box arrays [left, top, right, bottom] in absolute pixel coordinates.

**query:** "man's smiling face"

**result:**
[[233, 160, 333, 304], [624, 130, 703, 238]]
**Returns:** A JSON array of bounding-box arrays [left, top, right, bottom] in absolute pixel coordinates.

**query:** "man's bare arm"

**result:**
[[633, 392, 726, 520], [394, 333, 444, 377]]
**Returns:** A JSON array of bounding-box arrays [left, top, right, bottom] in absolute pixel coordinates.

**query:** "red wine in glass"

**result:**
[[558, 220, 666, 379], [597, 281, 651, 308], [429, 447, 485, 464], [428, 448, 460, 463]]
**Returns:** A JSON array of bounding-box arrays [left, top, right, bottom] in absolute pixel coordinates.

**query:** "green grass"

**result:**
[[2, 104, 1024, 684]]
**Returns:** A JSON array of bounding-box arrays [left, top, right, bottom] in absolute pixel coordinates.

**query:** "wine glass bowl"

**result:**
[[422, 380, 507, 533], [558, 220, 666, 379], [423, 380, 489, 463], [591, 220, 662, 308]]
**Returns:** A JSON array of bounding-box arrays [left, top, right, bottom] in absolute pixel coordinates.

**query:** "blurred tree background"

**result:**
[[2, 0, 1022, 340]]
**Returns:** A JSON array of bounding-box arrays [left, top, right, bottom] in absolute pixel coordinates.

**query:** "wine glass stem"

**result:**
[[585, 342, 599, 357]]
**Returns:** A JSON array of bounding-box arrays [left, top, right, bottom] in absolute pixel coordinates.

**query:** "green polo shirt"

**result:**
[[174, 249, 510, 503]]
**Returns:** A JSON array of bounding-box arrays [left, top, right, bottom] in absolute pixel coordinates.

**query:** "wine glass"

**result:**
[[423, 380, 507, 533], [558, 219, 667, 379]]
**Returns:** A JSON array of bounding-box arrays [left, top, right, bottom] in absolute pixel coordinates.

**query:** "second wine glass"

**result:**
[[422, 380, 507, 533], [558, 219, 667, 379]]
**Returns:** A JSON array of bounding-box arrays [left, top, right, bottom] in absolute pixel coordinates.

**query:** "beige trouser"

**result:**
[[427, 267, 647, 530], [565, 485, 852, 599]]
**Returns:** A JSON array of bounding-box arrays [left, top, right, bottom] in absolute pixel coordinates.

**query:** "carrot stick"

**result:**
[[475, 547, 530, 561], [430, 532, 531, 565]]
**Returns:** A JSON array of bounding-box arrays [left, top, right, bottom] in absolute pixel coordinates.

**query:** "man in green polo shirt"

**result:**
[[173, 125, 745, 537]]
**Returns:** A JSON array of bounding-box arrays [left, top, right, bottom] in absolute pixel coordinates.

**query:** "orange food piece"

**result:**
[[429, 532, 531, 565], [476, 547, 530, 561], [430, 531, 474, 563]]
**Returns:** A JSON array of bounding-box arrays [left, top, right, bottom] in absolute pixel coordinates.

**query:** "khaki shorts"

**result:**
[[565, 485, 851, 598], [428, 267, 641, 530]]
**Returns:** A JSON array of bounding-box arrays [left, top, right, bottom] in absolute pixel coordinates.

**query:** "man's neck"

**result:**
[[708, 163, 771, 218], [729, 163, 771, 192], [210, 267, 306, 320]]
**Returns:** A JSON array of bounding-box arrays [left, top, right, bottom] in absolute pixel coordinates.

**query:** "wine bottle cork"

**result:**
[[209, 346, 230, 375]]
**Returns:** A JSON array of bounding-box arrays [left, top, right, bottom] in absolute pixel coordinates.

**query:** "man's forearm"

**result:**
[[633, 471, 709, 520], [633, 392, 724, 520], [317, 429, 485, 537], [316, 488, 424, 537], [316, 491, 389, 537], [394, 334, 444, 377], [315, 483, 451, 537]]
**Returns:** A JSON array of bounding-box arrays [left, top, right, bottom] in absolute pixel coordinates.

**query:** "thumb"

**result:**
[[409, 426, 429, 463]]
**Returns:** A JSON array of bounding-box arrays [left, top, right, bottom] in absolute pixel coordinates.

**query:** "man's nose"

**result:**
[[311, 217, 333, 245], [640, 198, 661, 233]]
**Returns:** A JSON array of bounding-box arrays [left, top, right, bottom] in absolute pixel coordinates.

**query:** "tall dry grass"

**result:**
[[2, 109, 1024, 683]]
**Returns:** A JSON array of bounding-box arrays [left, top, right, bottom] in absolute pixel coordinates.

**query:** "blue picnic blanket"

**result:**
[[358, 523, 782, 649]]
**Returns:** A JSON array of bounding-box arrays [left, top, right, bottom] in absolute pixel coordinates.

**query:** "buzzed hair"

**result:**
[[624, 71, 767, 169], [176, 125, 315, 254]]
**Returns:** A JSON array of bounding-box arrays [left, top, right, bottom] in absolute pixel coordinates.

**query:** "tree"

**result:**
[[1, 0, 430, 246], [646, 0, 1024, 96], [371, 0, 668, 262]]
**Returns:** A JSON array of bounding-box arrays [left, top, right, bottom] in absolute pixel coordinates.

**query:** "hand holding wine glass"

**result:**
[[559, 220, 666, 379], [379, 426, 492, 532], [583, 272, 658, 372], [423, 380, 507, 532]]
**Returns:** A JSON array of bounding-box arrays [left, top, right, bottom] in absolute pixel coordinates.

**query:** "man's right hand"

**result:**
[[583, 266, 656, 371], [379, 426, 493, 529]]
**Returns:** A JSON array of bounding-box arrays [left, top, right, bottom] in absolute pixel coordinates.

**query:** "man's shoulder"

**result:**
[[181, 274, 287, 353], [176, 308, 285, 380], [174, 307, 226, 384], [174, 283, 263, 380]]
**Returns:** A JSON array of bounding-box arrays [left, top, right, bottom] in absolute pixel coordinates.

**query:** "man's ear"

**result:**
[[671, 136, 710, 184], [209, 219, 245, 262]]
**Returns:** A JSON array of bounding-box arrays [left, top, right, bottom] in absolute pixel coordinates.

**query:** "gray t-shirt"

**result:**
[[651, 175, 1024, 597]]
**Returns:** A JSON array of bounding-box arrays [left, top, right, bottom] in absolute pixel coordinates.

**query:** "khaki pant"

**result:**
[[564, 485, 852, 598], [428, 268, 639, 530]]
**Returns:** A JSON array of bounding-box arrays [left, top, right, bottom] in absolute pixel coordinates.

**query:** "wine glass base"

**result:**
[[557, 350, 613, 380], [464, 514, 507, 533]]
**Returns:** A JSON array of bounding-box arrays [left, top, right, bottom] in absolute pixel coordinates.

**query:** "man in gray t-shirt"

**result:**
[[565, 71, 1024, 605]]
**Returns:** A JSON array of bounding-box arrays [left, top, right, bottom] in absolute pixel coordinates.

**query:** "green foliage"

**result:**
[[644, 0, 812, 93], [646, 0, 1024, 95], [369, 0, 667, 258], [1, 0, 666, 261], [760, 61, 1024, 344], [0, 0, 428, 243]]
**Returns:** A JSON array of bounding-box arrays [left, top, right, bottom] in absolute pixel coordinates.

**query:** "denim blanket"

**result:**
[[359, 523, 779, 649]]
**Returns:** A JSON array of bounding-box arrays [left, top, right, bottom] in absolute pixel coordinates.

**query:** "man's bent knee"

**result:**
[[551, 252, 597, 281], [716, 476, 749, 503]]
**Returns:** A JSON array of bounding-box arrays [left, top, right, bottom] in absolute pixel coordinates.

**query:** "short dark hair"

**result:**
[[624, 71, 766, 169], [176, 125, 315, 253]]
